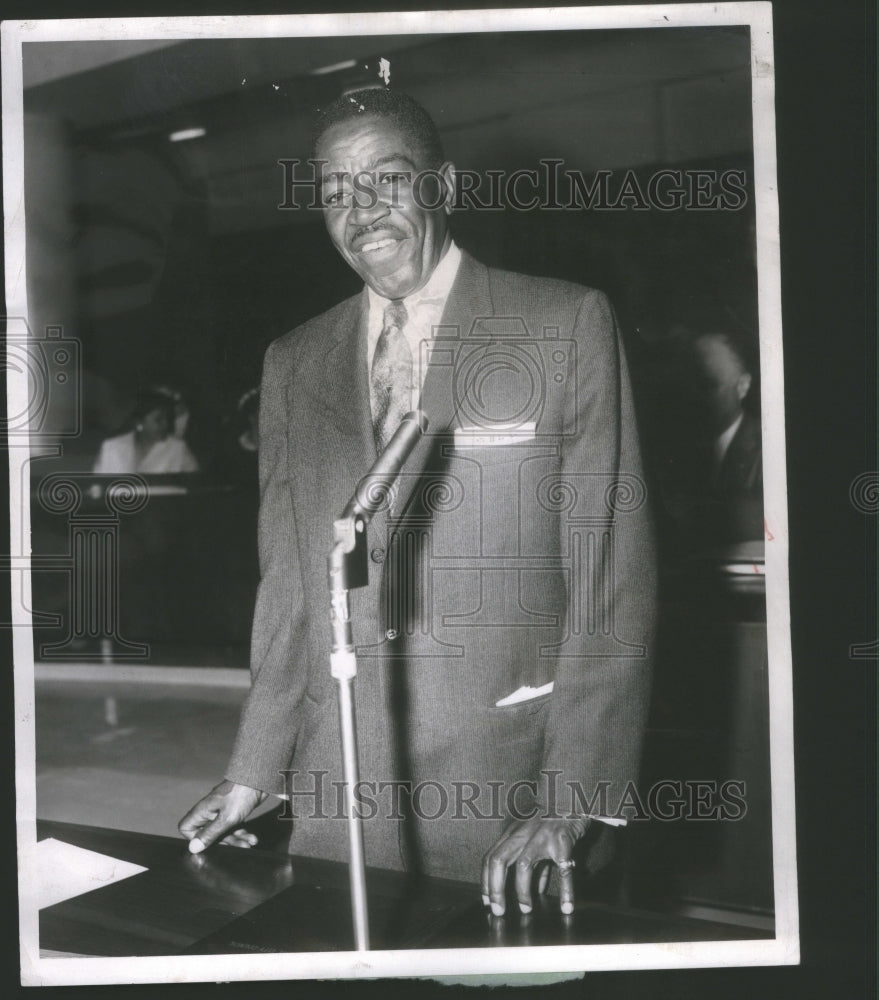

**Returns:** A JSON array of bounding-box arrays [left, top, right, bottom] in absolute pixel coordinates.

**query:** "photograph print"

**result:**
[[4, 3, 796, 985]]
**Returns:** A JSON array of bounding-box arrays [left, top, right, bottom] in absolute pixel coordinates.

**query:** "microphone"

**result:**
[[327, 416, 431, 954], [341, 410, 429, 524]]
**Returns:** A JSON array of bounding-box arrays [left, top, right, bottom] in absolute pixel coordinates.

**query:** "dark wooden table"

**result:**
[[37, 821, 773, 956]]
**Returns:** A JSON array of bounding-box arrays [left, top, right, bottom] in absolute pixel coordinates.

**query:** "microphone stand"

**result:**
[[326, 411, 428, 952]]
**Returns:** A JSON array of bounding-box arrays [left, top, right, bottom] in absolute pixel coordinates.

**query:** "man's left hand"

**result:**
[[481, 817, 591, 916]]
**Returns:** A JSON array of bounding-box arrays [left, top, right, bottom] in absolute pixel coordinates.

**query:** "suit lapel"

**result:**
[[297, 290, 377, 471], [295, 254, 494, 527], [719, 413, 761, 493]]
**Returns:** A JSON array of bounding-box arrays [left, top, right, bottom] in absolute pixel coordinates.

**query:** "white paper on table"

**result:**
[[29, 838, 148, 909]]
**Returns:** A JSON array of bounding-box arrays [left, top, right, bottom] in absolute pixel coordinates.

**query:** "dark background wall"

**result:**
[[22, 27, 757, 469]]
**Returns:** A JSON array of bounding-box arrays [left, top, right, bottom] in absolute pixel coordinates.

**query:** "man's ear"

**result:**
[[438, 161, 456, 214], [736, 371, 752, 401]]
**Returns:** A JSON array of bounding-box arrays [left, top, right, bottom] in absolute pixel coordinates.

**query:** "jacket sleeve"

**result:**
[[225, 338, 311, 795], [537, 289, 658, 819]]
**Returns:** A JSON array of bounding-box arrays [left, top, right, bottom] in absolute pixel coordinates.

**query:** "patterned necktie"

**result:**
[[370, 299, 412, 451]]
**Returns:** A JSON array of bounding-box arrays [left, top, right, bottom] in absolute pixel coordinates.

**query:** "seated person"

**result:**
[[235, 387, 259, 457], [655, 328, 764, 550], [93, 386, 200, 475], [689, 330, 764, 544], [151, 382, 193, 442], [211, 387, 260, 484]]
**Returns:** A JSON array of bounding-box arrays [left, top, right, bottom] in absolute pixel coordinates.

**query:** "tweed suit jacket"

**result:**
[[226, 250, 657, 882]]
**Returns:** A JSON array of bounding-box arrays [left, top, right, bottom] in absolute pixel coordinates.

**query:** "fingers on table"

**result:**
[[482, 826, 577, 916], [487, 851, 513, 915], [181, 798, 243, 853], [480, 825, 512, 910], [551, 825, 578, 915], [516, 850, 575, 915], [557, 858, 576, 915], [536, 859, 552, 895], [514, 855, 538, 913], [220, 828, 259, 849], [189, 812, 234, 852], [177, 796, 221, 842]]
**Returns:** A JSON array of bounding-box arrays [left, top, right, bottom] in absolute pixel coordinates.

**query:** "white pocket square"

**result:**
[[455, 421, 536, 447], [495, 681, 554, 707]]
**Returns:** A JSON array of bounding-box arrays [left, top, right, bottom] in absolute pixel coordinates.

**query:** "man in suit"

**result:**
[[179, 89, 657, 917], [690, 330, 764, 543]]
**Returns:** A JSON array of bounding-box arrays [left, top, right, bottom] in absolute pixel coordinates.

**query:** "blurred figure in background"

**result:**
[[654, 328, 763, 549], [93, 386, 200, 474], [151, 382, 194, 441], [217, 387, 260, 484], [235, 387, 260, 455], [689, 330, 763, 543]]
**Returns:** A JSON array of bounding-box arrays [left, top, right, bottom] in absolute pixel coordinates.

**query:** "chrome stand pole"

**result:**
[[329, 532, 370, 952]]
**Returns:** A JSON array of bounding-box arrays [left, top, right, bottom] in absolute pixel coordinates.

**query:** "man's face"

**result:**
[[316, 115, 455, 299]]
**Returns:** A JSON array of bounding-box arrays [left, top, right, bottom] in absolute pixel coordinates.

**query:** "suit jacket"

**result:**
[[226, 251, 658, 882], [718, 412, 763, 497], [716, 411, 764, 543]]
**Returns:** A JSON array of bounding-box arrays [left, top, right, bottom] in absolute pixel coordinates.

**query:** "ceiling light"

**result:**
[[311, 59, 357, 76], [169, 127, 206, 143]]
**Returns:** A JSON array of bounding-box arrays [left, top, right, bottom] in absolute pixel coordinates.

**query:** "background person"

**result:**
[[93, 386, 200, 475], [216, 386, 260, 483], [689, 330, 763, 544]]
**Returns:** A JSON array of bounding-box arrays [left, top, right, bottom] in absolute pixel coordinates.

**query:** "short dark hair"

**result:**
[[132, 387, 175, 426], [692, 329, 754, 376], [312, 88, 445, 168]]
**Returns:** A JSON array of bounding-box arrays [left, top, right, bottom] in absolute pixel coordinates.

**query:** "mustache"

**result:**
[[350, 224, 406, 246]]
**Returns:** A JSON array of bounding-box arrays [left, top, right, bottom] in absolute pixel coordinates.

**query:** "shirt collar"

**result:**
[[366, 241, 462, 320], [714, 410, 744, 465]]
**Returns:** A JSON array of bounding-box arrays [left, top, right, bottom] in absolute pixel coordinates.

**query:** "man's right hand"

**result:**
[[178, 780, 267, 853]]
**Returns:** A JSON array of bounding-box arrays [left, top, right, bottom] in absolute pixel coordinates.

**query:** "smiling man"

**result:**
[[179, 88, 657, 920], [317, 105, 452, 300]]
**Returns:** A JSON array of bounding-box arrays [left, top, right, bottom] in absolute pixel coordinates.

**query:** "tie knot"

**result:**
[[383, 299, 408, 331]]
